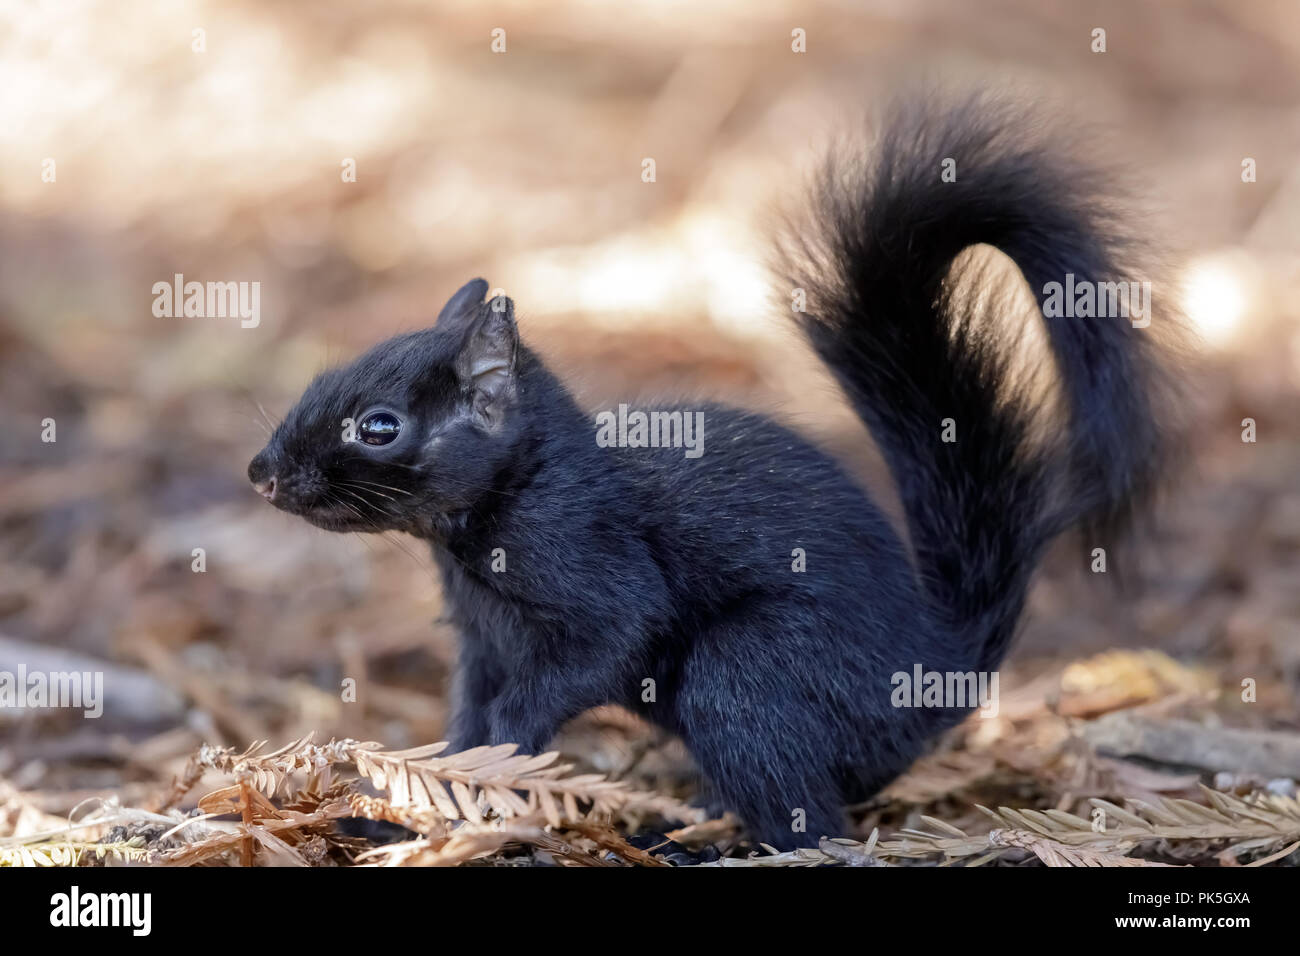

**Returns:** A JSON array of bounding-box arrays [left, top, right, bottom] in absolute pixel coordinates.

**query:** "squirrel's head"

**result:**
[[247, 278, 523, 534]]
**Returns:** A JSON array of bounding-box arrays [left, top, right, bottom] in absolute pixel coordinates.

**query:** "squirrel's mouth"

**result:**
[[298, 504, 379, 533], [260, 492, 377, 533]]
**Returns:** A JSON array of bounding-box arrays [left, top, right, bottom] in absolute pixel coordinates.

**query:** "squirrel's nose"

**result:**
[[248, 450, 279, 500], [253, 476, 277, 500]]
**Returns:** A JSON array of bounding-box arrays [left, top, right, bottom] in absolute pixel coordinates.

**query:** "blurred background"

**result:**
[[2, 0, 1298, 830]]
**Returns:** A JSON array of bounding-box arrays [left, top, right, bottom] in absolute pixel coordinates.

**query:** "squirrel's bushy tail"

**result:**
[[783, 92, 1178, 669]]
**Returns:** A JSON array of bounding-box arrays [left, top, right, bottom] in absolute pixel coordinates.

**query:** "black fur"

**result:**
[[249, 95, 1175, 849]]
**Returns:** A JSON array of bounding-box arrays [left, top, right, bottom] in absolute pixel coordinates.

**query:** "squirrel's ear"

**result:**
[[454, 294, 518, 424], [436, 278, 490, 327]]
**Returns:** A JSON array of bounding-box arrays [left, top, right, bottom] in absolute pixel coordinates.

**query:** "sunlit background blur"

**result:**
[[2, 0, 1299, 806]]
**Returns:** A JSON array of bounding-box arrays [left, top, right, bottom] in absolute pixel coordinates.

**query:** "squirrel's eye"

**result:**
[[358, 412, 402, 446]]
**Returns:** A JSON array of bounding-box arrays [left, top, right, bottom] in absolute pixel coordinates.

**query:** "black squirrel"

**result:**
[[248, 94, 1177, 849]]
